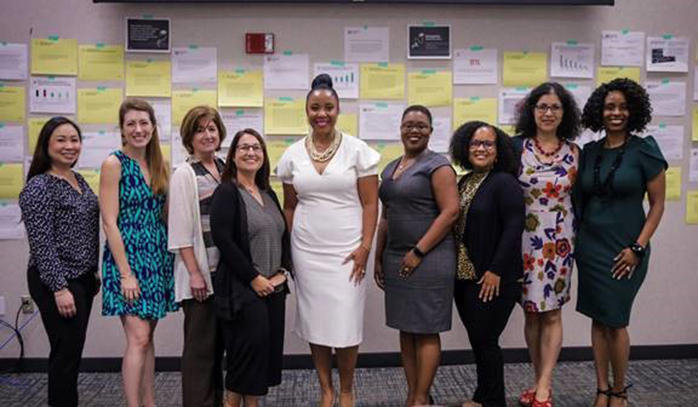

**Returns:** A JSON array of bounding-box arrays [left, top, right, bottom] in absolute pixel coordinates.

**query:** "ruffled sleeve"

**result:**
[[275, 143, 297, 184], [637, 135, 668, 183], [353, 136, 380, 177]]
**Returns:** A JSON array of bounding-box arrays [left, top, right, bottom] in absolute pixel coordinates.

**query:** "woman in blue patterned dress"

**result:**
[[100, 98, 176, 407], [513, 82, 581, 407]]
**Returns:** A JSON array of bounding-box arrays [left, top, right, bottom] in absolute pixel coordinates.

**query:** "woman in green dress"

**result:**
[[576, 78, 666, 407]]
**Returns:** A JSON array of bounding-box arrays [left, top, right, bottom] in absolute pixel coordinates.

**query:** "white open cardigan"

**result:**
[[168, 161, 215, 303]]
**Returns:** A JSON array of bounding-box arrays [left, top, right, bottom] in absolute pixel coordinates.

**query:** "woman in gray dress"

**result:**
[[374, 105, 459, 407]]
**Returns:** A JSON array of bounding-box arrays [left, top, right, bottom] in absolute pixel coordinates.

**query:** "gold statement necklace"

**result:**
[[306, 131, 342, 162]]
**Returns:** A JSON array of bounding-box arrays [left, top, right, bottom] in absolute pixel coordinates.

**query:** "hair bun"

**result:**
[[311, 73, 334, 90]]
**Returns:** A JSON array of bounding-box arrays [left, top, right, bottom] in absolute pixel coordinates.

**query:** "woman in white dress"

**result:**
[[276, 74, 380, 407]]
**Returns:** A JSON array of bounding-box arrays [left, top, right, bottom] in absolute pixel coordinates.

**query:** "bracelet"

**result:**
[[412, 246, 426, 259], [629, 242, 646, 258]]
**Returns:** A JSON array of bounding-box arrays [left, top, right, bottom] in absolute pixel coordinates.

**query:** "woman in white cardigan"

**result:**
[[168, 106, 227, 407]]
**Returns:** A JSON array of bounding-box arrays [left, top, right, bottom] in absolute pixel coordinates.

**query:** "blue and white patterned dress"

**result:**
[[102, 150, 177, 319]]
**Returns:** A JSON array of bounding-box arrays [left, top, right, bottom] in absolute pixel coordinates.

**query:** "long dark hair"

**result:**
[[27, 116, 82, 183], [221, 128, 271, 190], [514, 82, 581, 140]]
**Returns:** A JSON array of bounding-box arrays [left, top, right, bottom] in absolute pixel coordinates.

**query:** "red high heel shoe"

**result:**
[[518, 388, 535, 407]]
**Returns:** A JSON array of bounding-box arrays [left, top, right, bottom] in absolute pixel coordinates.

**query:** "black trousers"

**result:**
[[28, 268, 95, 407], [221, 291, 286, 396], [454, 280, 520, 407], [181, 297, 225, 407]]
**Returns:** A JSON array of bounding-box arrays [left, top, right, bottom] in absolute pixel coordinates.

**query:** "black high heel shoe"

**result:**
[[594, 388, 611, 407]]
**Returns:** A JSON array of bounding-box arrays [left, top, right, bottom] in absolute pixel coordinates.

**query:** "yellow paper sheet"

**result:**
[[360, 64, 405, 100], [31, 38, 78, 75], [172, 89, 217, 126], [453, 97, 497, 129], [500, 125, 517, 136], [28, 117, 52, 154], [502, 52, 548, 87], [665, 167, 682, 201], [596, 66, 641, 86], [0, 86, 26, 122], [77, 169, 100, 194], [264, 98, 308, 135], [270, 179, 285, 207], [78, 45, 124, 81], [266, 137, 297, 170], [369, 142, 404, 176], [126, 60, 171, 97], [407, 71, 452, 107], [0, 163, 23, 199], [692, 107, 698, 142], [337, 114, 358, 137], [218, 70, 263, 107], [77, 88, 123, 124], [686, 191, 698, 224]]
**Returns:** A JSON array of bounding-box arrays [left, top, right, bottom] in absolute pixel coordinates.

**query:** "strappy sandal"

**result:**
[[519, 388, 536, 406], [609, 384, 632, 407], [594, 388, 611, 407]]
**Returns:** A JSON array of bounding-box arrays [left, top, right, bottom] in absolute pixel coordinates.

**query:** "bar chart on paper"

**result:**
[[29, 76, 77, 114], [550, 42, 594, 79], [313, 62, 359, 99]]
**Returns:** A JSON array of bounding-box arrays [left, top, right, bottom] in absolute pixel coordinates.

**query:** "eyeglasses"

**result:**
[[534, 104, 563, 114], [236, 144, 263, 153], [401, 123, 431, 133], [469, 140, 496, 150]]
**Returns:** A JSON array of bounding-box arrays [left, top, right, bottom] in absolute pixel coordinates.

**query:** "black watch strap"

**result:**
[[630, 243, 645, 258], [412, 246, 425, 258]]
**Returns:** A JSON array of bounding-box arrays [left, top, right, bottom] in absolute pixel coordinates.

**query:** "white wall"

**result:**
[[1, 0, 697, 360]]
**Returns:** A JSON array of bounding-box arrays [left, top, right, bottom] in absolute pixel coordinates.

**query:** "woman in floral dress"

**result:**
[[513, 82, 581, 407]]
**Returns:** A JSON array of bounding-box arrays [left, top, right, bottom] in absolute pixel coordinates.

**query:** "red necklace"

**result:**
[[533, 137, 562, 157]]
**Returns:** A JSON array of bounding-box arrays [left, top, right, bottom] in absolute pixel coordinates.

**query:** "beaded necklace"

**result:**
[[306, 131, 342, 162], [592, 137, 628, 198], [533, 136, 562, 158]]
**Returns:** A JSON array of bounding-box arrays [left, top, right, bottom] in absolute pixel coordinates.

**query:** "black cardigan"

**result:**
[[461, 171, 525, 285], [209, 182, 292, 320]]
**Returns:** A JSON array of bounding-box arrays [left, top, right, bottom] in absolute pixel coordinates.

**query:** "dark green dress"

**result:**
[[575, 135, 666, 328]]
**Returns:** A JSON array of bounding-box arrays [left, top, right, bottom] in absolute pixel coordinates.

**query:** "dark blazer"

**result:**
[[460, 171, 525, 285], [209, 182, 292, 321]]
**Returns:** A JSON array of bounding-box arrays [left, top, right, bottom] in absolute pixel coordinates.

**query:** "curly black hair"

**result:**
[[449, 121, 519, 176], [582, 78, 652, 134], [514, 82, 581, 140]]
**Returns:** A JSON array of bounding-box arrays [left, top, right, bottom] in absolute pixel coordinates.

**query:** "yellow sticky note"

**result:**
[[160, 143, 171, 163], [665, 167, 682, 201], [78, 45, 124, 81], [502, 52, 548, 87], [686, 191, 698, 224], [28, 117, 52, 154], [264, 98, 308, 135], [270, 179, 285, 207], [218, 70, 263, 107], [692, 107, 698, 142], [453, 97, 497, 129], [172, 89, 217, 126], [266, 137, 297, 170], [360, 63, 405, 100], [337, 114, 358, 137], [126, 60, 171, 97], [407, 71, 452, 107], [596, 66, 641, 86], [77, 88, 123, 124], [370, 142, 404, 175], [500, 125, 517, 136], [31, 38, 78, 75], [0, 163, 24, 199], [0, 86, 26, 122], [77, 169, 100, 194]]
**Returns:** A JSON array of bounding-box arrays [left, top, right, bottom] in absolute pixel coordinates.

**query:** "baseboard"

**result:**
[[2, 344, 696, 373]]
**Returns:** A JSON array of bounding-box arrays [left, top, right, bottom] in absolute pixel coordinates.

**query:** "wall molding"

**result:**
[[2, 344, 696, 373]]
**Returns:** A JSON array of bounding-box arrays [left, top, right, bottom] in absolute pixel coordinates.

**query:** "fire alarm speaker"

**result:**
[[246, 33, 274, 54]]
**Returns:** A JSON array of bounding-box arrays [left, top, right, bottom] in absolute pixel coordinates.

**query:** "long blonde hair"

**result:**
[[119, 98, 170, 195]]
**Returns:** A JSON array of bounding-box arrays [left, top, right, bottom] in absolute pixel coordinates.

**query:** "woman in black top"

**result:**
[[449, 121, 525, 407], [19, 117, 100, 407], [210, 128, 292, 407]]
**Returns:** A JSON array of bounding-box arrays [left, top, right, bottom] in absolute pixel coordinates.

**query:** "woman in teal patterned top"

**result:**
[[100, 99, 176, 407]]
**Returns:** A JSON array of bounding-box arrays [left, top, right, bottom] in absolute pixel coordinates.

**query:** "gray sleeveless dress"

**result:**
[[379, 150, 456, 334]]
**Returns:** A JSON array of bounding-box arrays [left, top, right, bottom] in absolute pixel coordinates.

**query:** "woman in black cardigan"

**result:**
[[210, 128, 292, 407], [449, 121, 525, 407]]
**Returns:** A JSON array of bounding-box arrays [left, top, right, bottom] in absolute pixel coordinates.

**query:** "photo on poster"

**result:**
[[407, 25, 451, 60], [126, 17, 171, 53]]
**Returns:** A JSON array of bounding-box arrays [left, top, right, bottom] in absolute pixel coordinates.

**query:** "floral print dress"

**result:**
[[518, 138, 577, 312]]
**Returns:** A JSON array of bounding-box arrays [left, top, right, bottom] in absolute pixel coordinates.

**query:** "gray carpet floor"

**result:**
[[2, 359, 697, 406]]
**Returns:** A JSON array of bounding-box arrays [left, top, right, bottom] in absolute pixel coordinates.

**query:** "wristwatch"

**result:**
[[411, 246, 426, 259], [629, 242, 646, 258]]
